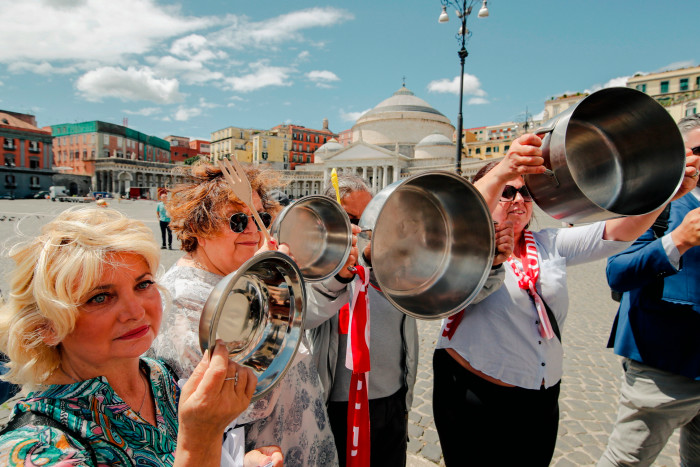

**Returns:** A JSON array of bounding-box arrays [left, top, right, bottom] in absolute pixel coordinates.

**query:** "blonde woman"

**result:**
[[0, 207, 280, 467]]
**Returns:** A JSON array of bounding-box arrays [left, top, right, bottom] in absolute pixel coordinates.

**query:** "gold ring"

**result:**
[[692, 169, 699, 179]]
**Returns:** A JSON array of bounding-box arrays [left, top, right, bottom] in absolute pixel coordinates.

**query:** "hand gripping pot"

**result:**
[[525, 87, 686, 224], [357, 171, 495, 320], [269, 195, 352, 281], [198, 251, 305, 401]]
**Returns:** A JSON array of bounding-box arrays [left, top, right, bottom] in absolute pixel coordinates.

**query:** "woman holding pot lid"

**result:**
[[151, 163, 338, 467], [432, 134, 700, 466], [0, 207, 268, 466]]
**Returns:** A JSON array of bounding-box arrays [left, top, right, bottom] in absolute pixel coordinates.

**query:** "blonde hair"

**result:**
[[168, 162, 283, 252], [0, 207, 160, 387]]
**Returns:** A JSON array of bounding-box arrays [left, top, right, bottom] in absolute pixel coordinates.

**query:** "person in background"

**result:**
[[152, 163, 338, 466], [157, 191, 173, 250], [0, 207, 280, 466], [305, 173, 510, 467], [598, 114, 700, 467], [432, 133, 700, 467]]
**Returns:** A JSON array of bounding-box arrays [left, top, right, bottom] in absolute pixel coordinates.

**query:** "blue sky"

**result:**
[[0, 0, 697, 141]]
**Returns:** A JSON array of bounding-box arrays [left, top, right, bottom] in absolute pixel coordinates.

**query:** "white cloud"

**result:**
[[174, 107, 202, 121], [297, 51, 311, 61], [584, 75, 631, 94], [225, 61, 293, 92], [198, 97, 219, 109], [532, 110, 545, 121], [0, 0, 216, 64], [212, 7, 352, 50], [307, 70, 340, 88], [656, 60, 695, 72], [148, 55, 224, 85], [76, 66, 184, 104], [123, 107, 161, 116], [427, 73, 487, 97], [8, 61, 79, 75], [467, 97, 489, 105], [340, 108, 371, 122]]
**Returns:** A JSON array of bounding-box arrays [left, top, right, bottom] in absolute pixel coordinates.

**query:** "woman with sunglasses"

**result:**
[[432, 133, 700, 466], [151, 163, 338, 466]]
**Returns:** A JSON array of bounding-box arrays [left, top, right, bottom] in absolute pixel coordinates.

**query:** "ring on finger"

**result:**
[[224, 372, 239, 385], [692, 168, 699, 179]]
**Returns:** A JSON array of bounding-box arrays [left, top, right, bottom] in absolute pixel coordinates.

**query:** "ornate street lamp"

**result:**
[[439, 0, 489, 175]]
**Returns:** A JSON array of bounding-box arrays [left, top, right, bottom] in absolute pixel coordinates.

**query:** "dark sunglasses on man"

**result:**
[[229, 212, 272, 233], [691, 145, 700, 156], [500, 185, 533, 203]]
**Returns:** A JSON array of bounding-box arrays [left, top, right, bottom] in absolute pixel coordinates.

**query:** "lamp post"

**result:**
[[439, 0, 489, 175]]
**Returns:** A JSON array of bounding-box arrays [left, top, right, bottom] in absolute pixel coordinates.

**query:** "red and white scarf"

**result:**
[[506, 230, 555, 340], [338, 265, 371, 467]]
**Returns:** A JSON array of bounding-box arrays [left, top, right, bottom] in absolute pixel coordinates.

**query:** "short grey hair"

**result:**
[[323, 172, 371, 200], [678, 114, 700, 138]]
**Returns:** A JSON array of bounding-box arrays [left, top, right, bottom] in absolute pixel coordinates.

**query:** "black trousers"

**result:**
[[327, 387, 408, 467], [433, 349, 560, 467], [159, 221, 172, 247]]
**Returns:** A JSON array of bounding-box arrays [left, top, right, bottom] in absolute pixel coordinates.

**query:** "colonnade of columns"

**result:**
[[286, 179, 323, 199], [323, 164, 400, 194], [94, 170, 177, 195]]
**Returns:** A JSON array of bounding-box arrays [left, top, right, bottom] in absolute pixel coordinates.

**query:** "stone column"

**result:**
[[382, 165, 388, 189], [371, 166, 378, 193], [362, 166, 367, 179], [393, 165, 400, 183]]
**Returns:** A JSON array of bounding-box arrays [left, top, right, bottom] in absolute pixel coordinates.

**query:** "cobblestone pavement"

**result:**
[[0, 200, 683, 465]]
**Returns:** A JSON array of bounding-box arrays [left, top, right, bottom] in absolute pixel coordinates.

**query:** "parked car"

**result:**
[[0, 193, 15, 200], [33, 190, 50, 199]]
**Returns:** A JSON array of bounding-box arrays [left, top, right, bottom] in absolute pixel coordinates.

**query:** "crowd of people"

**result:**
[[0, 114, 698, 466]]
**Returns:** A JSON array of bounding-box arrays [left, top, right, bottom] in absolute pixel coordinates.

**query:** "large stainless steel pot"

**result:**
[[269, 195, 352, 281], [525, 87, 685, 224], [198, 251, 305, 401], [358, 171, 494, 320]]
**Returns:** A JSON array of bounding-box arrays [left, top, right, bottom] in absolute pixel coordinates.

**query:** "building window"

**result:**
[[28, 141, 40, 153], [306, 155, 311, 163], [103, 134, 109, 144], [3, 138, 16, 150], [5, 174, 16, 186], [117, 137, 123, 147], [686, 106, 697, 116], [104, 149, 110, 158], [91, 150, 95, 158], [475, 148, 481, 155], [83, 150, 87, 159], [315, 136, 319, 143], [4, 154, 15, 167], [504, 145, 510, 152], [306, 144, 310, 152], [660, 81, 669, 93], [263, 139, 268, 149], [636, 84, 647, 92], [486, 147, 492, 154], [680, 78, 689, 91], [29, 176, 40, 188], [29, 157, 40, 169]]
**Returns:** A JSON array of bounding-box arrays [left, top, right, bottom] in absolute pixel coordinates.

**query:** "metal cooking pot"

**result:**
[[358, 171, 494, 320], [269, 195, 352, 281], [525, 87, 686, 224], [198, 251, 305, 401]]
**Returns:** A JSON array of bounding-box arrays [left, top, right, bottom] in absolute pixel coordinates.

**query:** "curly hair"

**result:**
[[167, 162, 284, 252], [0, 207, 160, 388]]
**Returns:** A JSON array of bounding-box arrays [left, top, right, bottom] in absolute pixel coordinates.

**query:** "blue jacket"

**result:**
[[606, 193, 700, 380]]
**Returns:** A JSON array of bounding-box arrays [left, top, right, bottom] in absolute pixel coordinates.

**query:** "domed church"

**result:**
[[289, 84, 464, 197]]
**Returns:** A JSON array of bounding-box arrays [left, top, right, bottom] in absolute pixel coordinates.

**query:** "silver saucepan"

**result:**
[[525, 87, 686, 224], [358, 171, 494, 320], [269, 195, 352, 282], [198, 251, 305, 401]]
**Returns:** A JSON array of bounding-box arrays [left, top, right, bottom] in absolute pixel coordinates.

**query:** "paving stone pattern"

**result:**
[[0, 200, 683, 465]]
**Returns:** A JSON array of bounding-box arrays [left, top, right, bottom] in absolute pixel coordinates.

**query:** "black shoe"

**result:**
[[161, 246, 166, 249], [168, 246, 174, 250]]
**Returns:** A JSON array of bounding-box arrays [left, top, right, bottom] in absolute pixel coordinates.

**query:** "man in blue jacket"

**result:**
[[599, 114, 700, 466]]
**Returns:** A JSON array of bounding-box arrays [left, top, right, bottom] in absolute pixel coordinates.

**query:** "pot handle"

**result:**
[[531, 123, 559, 186]]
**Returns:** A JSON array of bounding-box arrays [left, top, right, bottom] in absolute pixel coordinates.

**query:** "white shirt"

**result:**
[[436, 222, 631, 390]]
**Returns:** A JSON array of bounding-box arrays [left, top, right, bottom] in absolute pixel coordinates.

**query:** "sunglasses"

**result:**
[[229, 212, 272, 233], [691, 145, 700, 156], [500, 185, 532, 203]]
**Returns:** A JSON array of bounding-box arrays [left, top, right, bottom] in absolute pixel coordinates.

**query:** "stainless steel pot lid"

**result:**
[[198, 251, 306, 401]]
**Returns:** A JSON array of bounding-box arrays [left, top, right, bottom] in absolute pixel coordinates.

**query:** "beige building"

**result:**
[[542, 93, 587, 121], [252, 130, 289, 169], [627, 66, 700, 120], [210, 126, 255, 163]]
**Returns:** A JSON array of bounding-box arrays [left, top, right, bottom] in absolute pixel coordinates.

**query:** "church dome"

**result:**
[[314, 138, 344, 163], [416, 132, 453, 148], [351, 84, 455, 150]]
